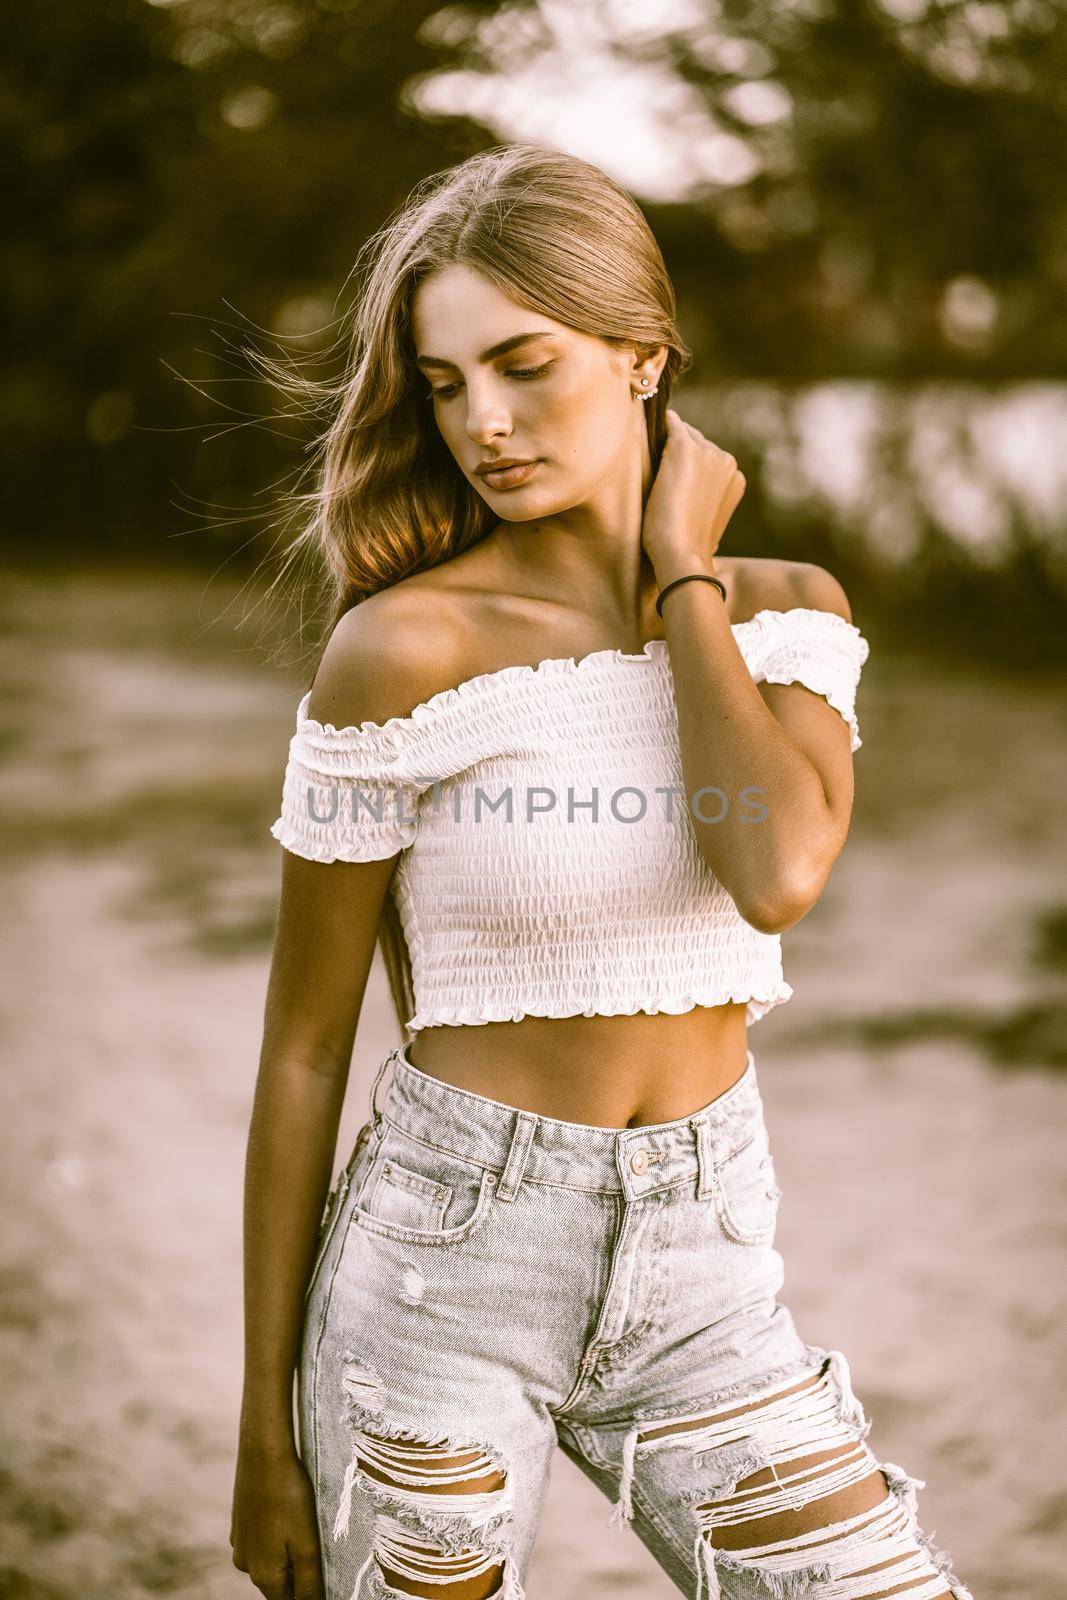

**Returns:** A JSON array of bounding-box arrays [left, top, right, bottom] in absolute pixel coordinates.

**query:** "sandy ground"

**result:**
[[1, 565, 1065, 1599]]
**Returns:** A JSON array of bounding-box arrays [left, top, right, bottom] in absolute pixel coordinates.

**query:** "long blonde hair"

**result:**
[[256, 142, 692, 1036]]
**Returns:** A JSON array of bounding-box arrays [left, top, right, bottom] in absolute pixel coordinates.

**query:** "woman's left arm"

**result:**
[[644, 413, 858, 936]]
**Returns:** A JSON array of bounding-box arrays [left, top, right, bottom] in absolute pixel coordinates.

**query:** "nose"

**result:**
[[463, 380, 512, 445]]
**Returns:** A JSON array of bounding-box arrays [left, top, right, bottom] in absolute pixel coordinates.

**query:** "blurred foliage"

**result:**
[[4, 0, 1066, 659], [4, 0, 487, 550], [628, 0, 1066, 380]]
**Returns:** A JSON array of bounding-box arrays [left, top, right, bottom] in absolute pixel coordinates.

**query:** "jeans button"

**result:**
[[630, 1149, 649, 1175]]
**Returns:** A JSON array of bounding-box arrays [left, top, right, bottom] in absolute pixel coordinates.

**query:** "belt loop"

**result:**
[[690, 1114, 715, 1200], [369, 1046, 399, 1130], [496, 1110, 536, 1203]]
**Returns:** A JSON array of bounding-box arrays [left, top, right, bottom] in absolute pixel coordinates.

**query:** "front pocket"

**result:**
[[714, 1128, 782, 1246], [350, 1125, 498, 1246], [367, 1160, 452, 1232]]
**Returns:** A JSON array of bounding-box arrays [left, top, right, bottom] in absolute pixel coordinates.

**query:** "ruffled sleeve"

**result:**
[[270, 691, 441, 864], [748, 607, 870, 754]]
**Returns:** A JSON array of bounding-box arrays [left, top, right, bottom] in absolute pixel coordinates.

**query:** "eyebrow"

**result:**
[[415, 332, 559, 372]]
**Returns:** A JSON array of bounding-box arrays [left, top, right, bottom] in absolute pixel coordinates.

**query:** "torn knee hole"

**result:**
[[332, 1363, 521, 1596], [620, 1352, 972, 1600], [361, 1466, 513, 1600], [611, 1355, 868, 1528], [341, 1441, 516, 1599]]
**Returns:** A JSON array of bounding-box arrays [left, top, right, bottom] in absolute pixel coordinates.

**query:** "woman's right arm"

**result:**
[[230, 595, 465, 1599], [230, 845, 399, 1600]]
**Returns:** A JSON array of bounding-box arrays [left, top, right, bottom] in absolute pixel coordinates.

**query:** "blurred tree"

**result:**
[[671, 0, 1067, 381], [2, 0, 487, 552]]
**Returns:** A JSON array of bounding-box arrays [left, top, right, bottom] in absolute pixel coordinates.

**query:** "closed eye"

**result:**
[[428, 363, 553, 400]]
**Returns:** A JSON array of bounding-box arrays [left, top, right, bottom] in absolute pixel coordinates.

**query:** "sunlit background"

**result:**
[[3, 1, 1065, 1596]]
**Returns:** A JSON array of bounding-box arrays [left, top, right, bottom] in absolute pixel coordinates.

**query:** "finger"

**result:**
[[248, 1562, 291, 1600], [291, 1547, 326, 1600]]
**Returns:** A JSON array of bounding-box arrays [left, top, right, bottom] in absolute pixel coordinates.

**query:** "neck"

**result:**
[[493, 424, 661, 636]]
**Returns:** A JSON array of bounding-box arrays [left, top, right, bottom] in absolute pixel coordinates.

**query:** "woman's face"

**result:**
[[411, 263, 656, 514]]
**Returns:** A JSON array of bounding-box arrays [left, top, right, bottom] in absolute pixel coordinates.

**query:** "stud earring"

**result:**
[[635, 376, 659, 401]]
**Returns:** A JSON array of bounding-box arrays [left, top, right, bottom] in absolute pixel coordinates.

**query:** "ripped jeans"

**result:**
[[298, 1041, 973, 1600]]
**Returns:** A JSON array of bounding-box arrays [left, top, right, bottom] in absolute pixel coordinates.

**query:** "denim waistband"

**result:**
[[367, 1042, 766, 1200]]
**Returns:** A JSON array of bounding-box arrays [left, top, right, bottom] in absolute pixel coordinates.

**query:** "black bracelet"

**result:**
[[655, 572, 728, 617]]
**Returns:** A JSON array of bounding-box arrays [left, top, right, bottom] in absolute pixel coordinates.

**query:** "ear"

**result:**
[[630, 342, 668, 389]]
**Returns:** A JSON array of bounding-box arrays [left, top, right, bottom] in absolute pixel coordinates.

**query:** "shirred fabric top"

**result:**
[[270, 607, 870, 1034]]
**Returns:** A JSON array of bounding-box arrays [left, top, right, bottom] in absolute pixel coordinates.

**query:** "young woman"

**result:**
[[230, 145, 973, 1600]]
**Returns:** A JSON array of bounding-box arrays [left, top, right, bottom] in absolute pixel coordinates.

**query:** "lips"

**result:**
[[476, 460, 540, 489]]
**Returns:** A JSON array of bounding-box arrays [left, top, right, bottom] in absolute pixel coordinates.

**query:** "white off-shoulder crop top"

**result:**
[[271, 606, 870, 1034]]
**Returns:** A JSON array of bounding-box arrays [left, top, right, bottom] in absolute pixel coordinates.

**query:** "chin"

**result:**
[[478, 481, 552, 511]]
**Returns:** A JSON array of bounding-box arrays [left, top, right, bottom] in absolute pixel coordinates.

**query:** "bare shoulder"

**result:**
[[307, 581, 471, 730], [789, 560, 854, 624], [731, 557, 853, 626]]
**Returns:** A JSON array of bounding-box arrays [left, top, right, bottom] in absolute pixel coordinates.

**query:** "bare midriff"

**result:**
[[404, 1002, 751, 1130]]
